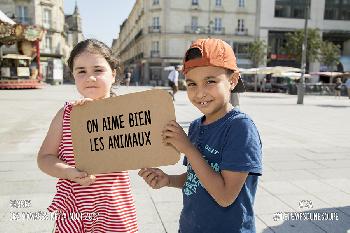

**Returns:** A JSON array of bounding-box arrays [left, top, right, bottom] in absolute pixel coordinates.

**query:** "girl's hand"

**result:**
[[138, 168, 169, 189], [72, 98, 94, 106], [65, 167, 96, 186], [162, 120, 194, 154]]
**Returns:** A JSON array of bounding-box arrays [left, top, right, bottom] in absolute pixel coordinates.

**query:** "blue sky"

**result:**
[[64, 0, 136, 47]]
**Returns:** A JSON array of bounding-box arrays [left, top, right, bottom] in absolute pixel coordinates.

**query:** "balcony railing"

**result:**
[[148, 26, 161, 33], [211, 27, 225, 35], [150, 50, 160, 58], [235, 28, 248, 36], [184, 26, 207, 34]]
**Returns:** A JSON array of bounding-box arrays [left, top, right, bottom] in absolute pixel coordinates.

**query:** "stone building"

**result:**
[[112, 0, 257, 85]]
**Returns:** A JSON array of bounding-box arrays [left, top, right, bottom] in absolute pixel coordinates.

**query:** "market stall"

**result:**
[[0, 10, 45, 89]]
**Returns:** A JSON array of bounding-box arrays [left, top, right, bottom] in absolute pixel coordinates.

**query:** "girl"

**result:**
[[37, 39, 138, 233]]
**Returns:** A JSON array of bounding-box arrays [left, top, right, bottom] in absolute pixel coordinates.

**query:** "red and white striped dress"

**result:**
[[48, 103, 138, 233]]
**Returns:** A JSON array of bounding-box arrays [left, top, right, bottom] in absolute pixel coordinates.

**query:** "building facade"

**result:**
[[0, 0, 83, 83], [258, 0, 350, 74], [113, 0, 257, 85]]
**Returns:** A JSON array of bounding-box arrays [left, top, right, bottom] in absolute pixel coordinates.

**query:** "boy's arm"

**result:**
[[185, 146, 248, 207], [168, 173, 187, 188], [163, 121, 248, 207]]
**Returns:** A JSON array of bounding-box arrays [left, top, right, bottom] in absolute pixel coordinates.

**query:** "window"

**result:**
[[232, 42, 249, 57], [237, 19, 245, 31], [43, 9, 52, 29], [216, 0, 222, 6], [153, 0, 159, 5], [15, 6, 29, 24], [151, 41, 160, 57], [191, 16, 198, 30], [239, 0, 245, 7], [324, 0, 350, 20], [152, 41, 159, 51], [44, 35, 52, 52], [214, 17, 222, 31], [152, 17, 160, 29], [274, 0, 310, 19], [192, 0, 199, 6]]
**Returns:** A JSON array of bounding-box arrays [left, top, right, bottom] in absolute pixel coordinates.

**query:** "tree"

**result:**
[[319, 41, 341, 72], [247, 40, 267, 91], [285, 28, 322, 66]]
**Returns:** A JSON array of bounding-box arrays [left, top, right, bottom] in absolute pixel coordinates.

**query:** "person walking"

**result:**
[[167, 65, 181, 101]]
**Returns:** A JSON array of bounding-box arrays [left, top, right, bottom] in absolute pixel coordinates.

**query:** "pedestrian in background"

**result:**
[[345, 78, 350, 99], [168, 65, 181, 101], [124, 68, 132, 87], [37, 39, 138, 233], [334, 77, 342, 98], [139, 38, 262, 233]]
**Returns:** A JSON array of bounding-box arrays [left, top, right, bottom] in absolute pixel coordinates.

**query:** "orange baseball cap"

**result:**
[[182, 38, 245, 93]]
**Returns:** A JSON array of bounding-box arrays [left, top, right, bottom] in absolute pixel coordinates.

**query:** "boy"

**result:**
[[139, 38, 262, 233]]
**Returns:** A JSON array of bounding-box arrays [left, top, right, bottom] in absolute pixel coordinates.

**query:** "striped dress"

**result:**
[[48, 103, 138, 233]]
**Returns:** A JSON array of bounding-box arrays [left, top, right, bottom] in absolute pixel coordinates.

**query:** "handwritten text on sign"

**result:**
[[70, 89, 180, 174]]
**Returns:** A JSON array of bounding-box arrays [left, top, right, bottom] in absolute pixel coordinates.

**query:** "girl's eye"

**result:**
[[186, 83, 195, 87], [77, 70, 86, 74], [95, 69, 103, 73], [207, 80, 216, 84]]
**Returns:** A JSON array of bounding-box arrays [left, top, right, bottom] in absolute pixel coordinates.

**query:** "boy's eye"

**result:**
[[77, 70, 86, 74], [95, 69, 103, 73], [207, 80, 216, 84], [186, 83, 196, 87]]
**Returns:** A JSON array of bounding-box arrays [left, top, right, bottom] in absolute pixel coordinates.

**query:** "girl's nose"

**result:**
[[86, 75, 97, 82]]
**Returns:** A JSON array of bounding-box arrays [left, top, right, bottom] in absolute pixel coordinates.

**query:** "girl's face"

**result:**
[[72, 51, 116, 99], [185, 66, 238, 124]]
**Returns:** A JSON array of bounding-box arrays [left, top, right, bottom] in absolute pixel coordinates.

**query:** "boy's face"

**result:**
[[185, 66, 238, 123]]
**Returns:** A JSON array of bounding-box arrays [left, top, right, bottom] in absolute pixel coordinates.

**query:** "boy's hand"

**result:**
[[72, 98, 94, 106], [162, 120, 194, 154], [138, 168, 170, 189], [65, 167, 96, 186]]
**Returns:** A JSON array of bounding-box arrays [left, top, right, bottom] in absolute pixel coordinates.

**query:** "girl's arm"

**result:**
[[163, 121, 248, 207], [37, 108, 95, 186]]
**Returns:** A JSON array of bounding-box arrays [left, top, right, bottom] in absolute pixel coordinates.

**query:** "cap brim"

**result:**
[[231, 78, 245, 93]]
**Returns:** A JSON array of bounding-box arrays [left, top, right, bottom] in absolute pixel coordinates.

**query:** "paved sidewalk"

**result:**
[[0, 84, 349, 233]]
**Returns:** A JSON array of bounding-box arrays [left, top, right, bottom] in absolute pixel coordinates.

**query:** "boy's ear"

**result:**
[[229, 72, 239, 90]]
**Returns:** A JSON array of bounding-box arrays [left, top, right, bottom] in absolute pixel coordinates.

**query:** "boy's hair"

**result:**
[[67, 39, 121, 76], [183, 39, 245, 93]]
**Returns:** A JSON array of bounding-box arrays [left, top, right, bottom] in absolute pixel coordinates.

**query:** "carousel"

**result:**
[[0, 10, 45, 89]]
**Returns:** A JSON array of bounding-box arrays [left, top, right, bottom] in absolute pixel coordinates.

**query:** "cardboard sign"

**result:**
[[70, 89, 180, 174]]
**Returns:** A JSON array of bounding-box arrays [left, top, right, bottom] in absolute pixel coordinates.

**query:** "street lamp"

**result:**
[[297, 0, 310, 104]]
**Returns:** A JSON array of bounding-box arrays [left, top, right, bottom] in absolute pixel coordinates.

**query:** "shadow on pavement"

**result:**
[[316, 105, 350, 108]]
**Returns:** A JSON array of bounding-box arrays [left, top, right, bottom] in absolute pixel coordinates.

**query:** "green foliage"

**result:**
[[247, 40, 267, 67], [319, 41, 340, 71], [285, 28, 322, 63]]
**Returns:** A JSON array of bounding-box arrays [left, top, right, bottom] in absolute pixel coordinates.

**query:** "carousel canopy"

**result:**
[[0, 10, 44, 46], [0, 10, 15, 25]]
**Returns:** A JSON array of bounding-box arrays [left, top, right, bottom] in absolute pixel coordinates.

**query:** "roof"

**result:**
[[0, 10, 16, 25]]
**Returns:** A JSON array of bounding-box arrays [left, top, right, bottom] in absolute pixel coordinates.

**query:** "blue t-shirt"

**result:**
[[179, 108, 262, 233]]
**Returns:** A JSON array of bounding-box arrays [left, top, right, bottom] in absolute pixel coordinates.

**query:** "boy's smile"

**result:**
[[185, 66, 237, 124]]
